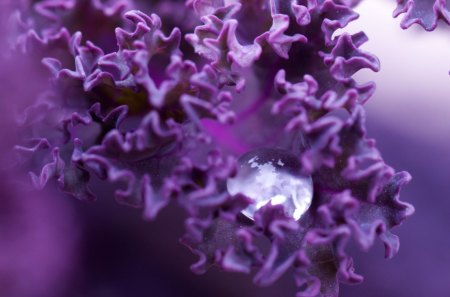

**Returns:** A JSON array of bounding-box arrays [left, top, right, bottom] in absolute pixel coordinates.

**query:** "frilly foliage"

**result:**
[[394, 0, 450, 31], [6, 0, 414, 296]]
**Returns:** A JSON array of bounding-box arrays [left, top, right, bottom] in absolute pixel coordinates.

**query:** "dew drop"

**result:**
[[227, 148, 313, 221]]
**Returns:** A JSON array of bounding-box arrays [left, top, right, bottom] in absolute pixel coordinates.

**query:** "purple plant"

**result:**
[[3, 0, 416, 296], [393, 0, 450, 31]]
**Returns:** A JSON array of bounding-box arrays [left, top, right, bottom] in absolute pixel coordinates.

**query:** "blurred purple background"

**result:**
[[1, 1, 450, 297]]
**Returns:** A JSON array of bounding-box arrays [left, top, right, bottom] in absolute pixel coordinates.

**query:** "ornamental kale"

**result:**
[[394, 0, 450, 31], [1, 1, 417, 296]]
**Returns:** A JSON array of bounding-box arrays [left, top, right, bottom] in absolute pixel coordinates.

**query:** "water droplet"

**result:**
[[227, 148, 313, 221]]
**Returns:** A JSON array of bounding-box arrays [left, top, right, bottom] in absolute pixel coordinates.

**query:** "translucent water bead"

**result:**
[[227, 148, 313, 221]]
